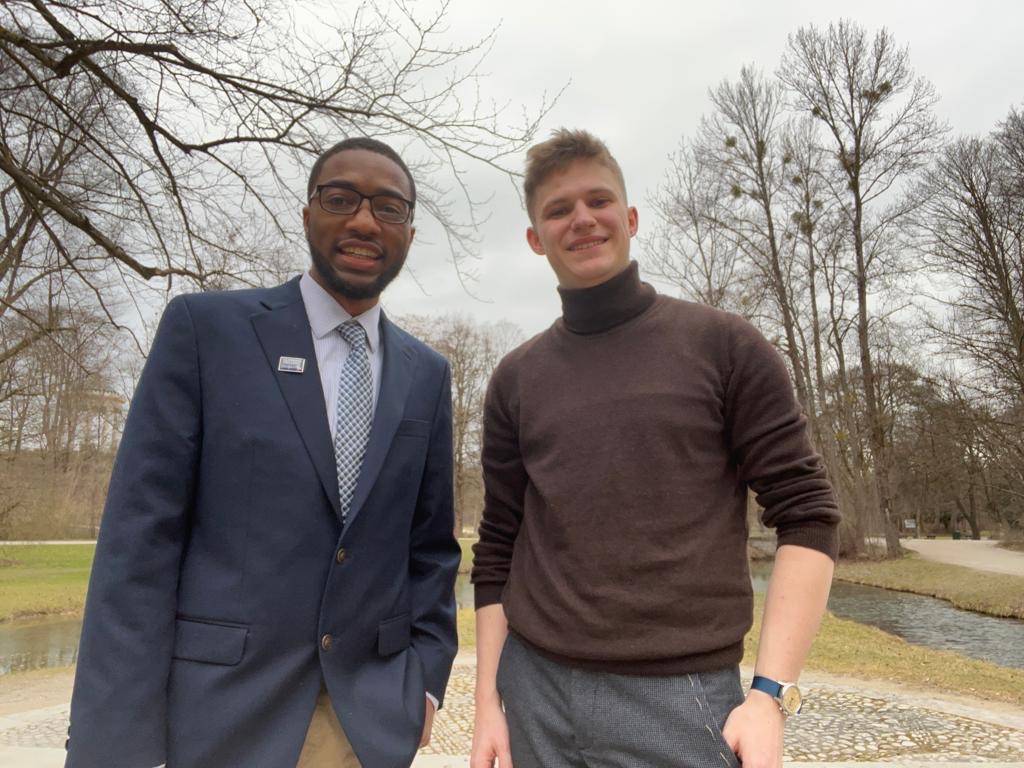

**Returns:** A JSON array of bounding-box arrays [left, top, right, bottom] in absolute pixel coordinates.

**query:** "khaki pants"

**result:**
[[296, 688, 362, 768]]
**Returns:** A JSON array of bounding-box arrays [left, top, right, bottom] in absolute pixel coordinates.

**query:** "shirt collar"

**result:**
[[299, 270, 381, 352]]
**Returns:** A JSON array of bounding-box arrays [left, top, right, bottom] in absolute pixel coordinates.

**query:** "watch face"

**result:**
[[781, 685, 803, 715]]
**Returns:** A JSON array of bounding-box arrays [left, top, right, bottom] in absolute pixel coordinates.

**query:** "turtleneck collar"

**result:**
[[558, 261, 657, 335]]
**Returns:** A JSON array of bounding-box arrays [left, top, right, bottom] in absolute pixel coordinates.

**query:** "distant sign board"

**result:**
[[904, 519, 917, 529]]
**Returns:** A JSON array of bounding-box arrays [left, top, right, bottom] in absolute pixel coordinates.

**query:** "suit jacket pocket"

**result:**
[[172, 617, 248, 666], [395, 419, 431, 438], [377, 613, 411, 656]]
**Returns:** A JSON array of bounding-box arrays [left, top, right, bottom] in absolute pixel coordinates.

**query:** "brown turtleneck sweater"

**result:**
[[471, 262, 840, 674]]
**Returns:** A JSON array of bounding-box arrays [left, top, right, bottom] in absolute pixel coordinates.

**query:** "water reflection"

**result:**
[[825, 579, 1024, 669], [0, 615, 80, 675], [751, 563, 1024, 670]]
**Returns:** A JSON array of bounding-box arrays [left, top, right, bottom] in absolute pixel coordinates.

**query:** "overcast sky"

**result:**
[[372, 0, 1024, 338]]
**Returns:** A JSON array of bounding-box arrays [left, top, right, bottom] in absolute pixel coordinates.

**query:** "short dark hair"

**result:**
[[524, 129, 627, 220], [306, 137, 417, 205]]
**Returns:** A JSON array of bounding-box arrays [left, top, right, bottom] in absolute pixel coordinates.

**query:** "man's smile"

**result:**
[[335, 240, 383, 270], [568, 236, 608, 252]]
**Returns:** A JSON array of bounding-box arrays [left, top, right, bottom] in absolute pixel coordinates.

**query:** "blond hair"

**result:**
[[524, 129, 627, 219]]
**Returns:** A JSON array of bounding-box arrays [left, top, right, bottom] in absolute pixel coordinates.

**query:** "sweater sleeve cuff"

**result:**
[[474, 582, 505, 610], [776, 520, 840, 561]]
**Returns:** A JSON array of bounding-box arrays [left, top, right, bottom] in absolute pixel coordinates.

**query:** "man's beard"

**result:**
[[308, 238, 406, 300]]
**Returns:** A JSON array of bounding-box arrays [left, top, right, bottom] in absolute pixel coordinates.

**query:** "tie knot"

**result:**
[[339, 320, 367, 349]]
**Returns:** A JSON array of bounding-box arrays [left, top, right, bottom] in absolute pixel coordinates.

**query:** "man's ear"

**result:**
[[627, 206, 639, 237], [302, 206, 310, 236], [526, 227, 545, 255], [410, 225, 416, 242]]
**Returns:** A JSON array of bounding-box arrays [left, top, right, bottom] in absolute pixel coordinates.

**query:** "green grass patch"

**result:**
[[836, 554, 1024, 619], [0, 540, 476, 621], [0, 544, 94, 622]]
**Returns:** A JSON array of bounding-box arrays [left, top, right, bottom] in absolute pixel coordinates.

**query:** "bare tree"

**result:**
[[0, 45, 109, 363], [700, 66, 820, 413], [780, 120, 880, 554], [996, 107, 1024, 198], [909, 109, 1024, 542], [781, 116, 847, 420], [0, 287, 128, 537], [780, 19, 946, 555], [397, 313, 522, 536], [915, 120, 1024, 405], [645, 64, 892, 554], [643, 141, 757, 314], [978, 404, 1024, 536], [1, 0, 555, 349], [889, 368, 1024, 539]]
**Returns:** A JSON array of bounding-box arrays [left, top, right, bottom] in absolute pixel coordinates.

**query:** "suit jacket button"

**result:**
[[335, 547, 347, 564], [321, 634, 333, 651]]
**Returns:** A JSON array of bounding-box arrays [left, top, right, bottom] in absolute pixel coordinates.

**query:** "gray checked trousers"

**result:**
[[497, 633, 743, 768]]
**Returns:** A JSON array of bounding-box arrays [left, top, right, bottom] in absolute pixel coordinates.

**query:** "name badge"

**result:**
[[278, 356, 306, 374]]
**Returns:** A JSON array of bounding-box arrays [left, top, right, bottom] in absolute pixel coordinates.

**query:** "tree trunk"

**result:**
[[850, 188, 901, 557]]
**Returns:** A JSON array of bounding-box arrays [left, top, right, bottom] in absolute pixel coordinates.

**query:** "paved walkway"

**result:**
[[902, 538, 1024, 577], [2, 655, 1023, 767]]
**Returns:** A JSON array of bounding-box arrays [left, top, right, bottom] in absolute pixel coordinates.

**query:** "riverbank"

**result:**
[[748, 593, 1024, 707], [835, 553, 1024, 620]]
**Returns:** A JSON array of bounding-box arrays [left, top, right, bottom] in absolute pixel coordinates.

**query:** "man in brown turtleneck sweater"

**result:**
[[470, 130, 840, 768]]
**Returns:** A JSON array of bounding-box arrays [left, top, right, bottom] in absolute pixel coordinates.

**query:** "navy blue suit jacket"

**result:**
[[66, 277, 460, 768]]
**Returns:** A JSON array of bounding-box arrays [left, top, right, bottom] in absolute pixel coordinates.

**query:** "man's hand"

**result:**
[[470, 694, 513, 768], [721, 692, 784, 768], [420, 697, 436, 748]]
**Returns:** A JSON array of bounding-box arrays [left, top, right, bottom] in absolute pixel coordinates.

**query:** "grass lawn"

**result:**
[[458, 537, 475, 573], [836, 554, 1024, 619], [0, 538, 477, 621], [455, 592, 1024, 708], [0, 544, 95, 622]]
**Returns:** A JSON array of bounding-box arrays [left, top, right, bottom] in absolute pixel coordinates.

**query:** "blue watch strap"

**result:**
[[750, 675, 783, 699]]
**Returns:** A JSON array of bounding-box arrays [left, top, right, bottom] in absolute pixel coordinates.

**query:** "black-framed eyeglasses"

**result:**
[[312, 184, 414, 224]]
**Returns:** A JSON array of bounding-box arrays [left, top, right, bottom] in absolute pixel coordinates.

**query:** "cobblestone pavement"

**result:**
[[422, 662, 1024, 763], [3, 660, 1023, 763]]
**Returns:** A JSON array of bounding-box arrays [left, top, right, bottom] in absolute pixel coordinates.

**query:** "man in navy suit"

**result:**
[[66, 138, 460, 768]]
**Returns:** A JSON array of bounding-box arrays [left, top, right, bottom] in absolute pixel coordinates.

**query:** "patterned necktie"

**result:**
[[334, 320, 373, 525]]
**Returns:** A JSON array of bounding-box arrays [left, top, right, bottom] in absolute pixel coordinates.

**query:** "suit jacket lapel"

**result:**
[[251, 278, 342, 519], [344, 313, 415, 532]]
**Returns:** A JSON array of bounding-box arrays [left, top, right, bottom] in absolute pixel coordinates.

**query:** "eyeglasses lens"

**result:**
[[320, 187, 409, 223]]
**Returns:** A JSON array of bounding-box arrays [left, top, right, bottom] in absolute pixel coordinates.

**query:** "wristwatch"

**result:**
[[750, 675, 803, 716]]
